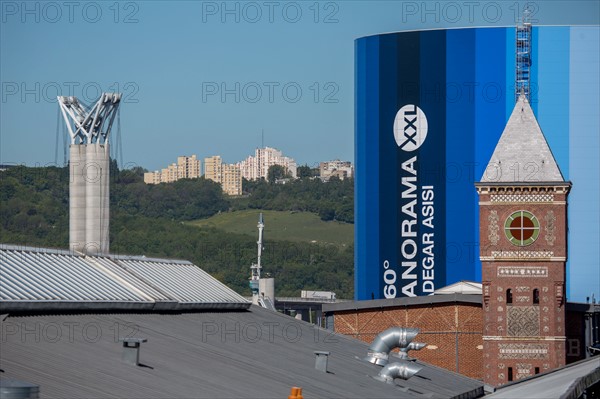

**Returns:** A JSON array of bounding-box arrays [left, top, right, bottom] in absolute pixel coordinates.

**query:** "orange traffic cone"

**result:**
[[288, 386, 303, 399]]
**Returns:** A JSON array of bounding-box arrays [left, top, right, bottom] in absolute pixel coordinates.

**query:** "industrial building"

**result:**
[[323, 282, 600, 381], [0, 244, 488, 398], [355, 25, 599, 301], [2, 243, 597, 398]]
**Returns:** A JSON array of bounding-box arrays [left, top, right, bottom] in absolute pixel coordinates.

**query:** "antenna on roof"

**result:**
[[515, 8, 532, 102], [249, 213, 264, 305]]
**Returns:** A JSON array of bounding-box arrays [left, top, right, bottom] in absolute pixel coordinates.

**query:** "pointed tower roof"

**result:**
[[480, 94, 564, 183]]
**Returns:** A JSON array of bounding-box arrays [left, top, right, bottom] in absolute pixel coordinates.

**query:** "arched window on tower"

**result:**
[[533, 288, 540, 304], [507, 289, 513, 304]]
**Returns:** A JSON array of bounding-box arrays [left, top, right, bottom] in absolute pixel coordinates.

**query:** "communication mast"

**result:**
[[249, 213, 265, 305], [515, 9, 532, 102]]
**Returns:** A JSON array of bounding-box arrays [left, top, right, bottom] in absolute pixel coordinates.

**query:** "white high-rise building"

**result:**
[[237, 147, 297, 181]]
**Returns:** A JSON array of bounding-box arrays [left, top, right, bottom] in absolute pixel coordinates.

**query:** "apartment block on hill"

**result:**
[[237, 147, 297, 180], [144, 155, 201, 184], [319, 160, 353, 181], [204, 155, 242, 196]]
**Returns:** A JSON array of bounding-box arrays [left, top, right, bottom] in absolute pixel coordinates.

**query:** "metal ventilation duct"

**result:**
[[398, 341, 427, 359], [314, 351, 330, 372], [375, 361, 423, 383], [364, 327, 420, 366], [120, 337, 147, 366]]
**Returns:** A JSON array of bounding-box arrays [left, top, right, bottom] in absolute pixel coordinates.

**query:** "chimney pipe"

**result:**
[[398, 341, 427, 359], [120, 338, 147, 366], [375, 361, 423, 383], [314, 351, 330, 372], [364, 327, 420, 366]]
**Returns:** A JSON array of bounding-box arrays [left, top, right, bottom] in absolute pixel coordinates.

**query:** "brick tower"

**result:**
[[476, 94, 571, 387]]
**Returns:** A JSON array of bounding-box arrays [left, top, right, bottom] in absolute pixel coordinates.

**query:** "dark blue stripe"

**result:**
[[445, 28, 477, 285], [354, 36, 381, 300]]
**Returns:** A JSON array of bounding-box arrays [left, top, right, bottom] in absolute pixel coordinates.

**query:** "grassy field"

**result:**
[[188, 210, 353, 246]]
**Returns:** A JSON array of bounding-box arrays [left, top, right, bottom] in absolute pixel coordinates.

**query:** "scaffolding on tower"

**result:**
[[515, 9, 532, 102]]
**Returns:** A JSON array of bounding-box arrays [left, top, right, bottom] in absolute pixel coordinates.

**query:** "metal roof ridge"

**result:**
[[112, 257, 181, 302], [1, 244, 250, 312], [0, 243, 79, 257], [0, 244, 194, 266], [109, 253, 192, 265], [85, 256, 157, 302]]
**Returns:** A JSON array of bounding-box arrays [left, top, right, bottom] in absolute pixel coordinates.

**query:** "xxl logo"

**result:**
[[393, 105, 428, 151]]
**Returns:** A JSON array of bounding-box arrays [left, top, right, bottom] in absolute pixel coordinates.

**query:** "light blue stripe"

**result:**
[[536, 26, 570, 180], [568, 26, 600, 302]]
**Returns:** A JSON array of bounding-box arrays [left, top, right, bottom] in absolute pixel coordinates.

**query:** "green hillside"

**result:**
[[0, 165, 355, 298], [188, 210, 353, 246]]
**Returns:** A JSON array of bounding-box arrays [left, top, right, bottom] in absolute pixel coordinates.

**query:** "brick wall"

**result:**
[[332, 302, 484, 379]]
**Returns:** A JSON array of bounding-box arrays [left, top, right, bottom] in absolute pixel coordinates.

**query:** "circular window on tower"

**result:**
[[504, 210, 540, 246]]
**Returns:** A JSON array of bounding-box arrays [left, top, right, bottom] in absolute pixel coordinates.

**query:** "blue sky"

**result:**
[[1, 0, 598, 170]]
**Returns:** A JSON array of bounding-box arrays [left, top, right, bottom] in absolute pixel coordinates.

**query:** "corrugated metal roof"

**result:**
[[0, 244, 249, 311], [88, 256, 172, 301], [0, 306, 485, 399], [0, 247, 147, 302], [117, 258, 248, 308]]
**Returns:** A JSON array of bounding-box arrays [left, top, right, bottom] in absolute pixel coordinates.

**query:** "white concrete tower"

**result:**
[[58, 93, 121, 255]]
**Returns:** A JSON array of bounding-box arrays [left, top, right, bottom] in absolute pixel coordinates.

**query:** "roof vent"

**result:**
[[364, 327, 424, 366], [375, 362, 423, 383], [314, 351, 330, 372], [0, 378, 40, 399], [120, 337, 147, 366]]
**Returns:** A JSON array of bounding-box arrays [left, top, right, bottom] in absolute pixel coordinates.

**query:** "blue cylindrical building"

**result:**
[[355, 26, 599, 301]]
